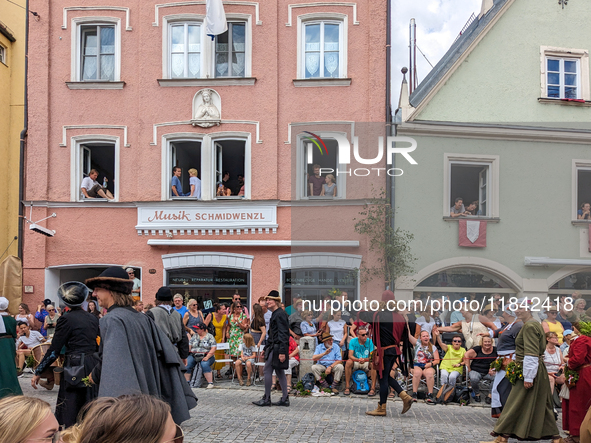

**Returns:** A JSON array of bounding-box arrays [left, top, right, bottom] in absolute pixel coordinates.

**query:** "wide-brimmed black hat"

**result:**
[[85, 267, 134, 295], [43, 298, 52, 306], [58, 282, 89, 308], [265, 290, 281, 302], [156, 286, 173, 301]]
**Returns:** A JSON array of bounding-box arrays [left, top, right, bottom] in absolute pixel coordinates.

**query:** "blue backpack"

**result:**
[[351, 370, 369, 394], [302, 373, 315, 391]]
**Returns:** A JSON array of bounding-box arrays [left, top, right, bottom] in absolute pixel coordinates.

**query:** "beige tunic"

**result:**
[[461, 318, 489, 349]]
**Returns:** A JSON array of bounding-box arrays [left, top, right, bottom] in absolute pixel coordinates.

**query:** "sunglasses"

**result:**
[[358, 334, 367, 337], [47, 309, 55, 312], [452, 340, 462, 343], [163, 424, 184, 443]]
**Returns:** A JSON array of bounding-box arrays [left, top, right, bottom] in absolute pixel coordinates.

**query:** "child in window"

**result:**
[[234, 333, 256, 386], [188, 168, 201, 199]]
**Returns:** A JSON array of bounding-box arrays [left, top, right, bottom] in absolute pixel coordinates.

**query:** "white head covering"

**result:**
[[0, 297, 8, 311]]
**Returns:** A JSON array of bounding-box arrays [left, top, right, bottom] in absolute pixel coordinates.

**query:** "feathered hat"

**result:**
[[58, 281, 89, 308]]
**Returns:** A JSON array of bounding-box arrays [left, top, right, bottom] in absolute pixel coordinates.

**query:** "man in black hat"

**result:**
[[31, 282, 100, 427], [253, 290, 290, 407], [146, 287, 189, 361], [86, 267, 197, 424]]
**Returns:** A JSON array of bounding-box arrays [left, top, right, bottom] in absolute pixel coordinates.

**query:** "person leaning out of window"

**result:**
[[578, 202, 591, 220]]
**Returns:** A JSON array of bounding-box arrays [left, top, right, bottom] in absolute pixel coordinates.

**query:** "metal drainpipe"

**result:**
[[385, 0, 393, 290], [17, 0, 29, 260]]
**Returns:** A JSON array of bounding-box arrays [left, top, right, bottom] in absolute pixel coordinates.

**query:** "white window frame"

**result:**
[[70, 135, 120, 202], [161, 132, 251, 201], [71, 17, 121, 82], [0, 44, 6, 65], [295, 132, 347, 200], [540, 46, 590, 101], [169, 21, 203, 79], [297, 13, 347, 80], [443, 154, 499, 218], [162, 14, 252, 79], [573, 160, 591, 221]]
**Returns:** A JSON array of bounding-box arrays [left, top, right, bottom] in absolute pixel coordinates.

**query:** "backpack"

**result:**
[[351, 370, 369, 394], [454, 386, 471, 406], [435, 384, 456, 404], [302, 373, 315, 391]]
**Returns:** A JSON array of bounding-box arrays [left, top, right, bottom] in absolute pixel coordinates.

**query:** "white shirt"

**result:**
[[327, 319, 346, 342], [16, 331, 44, 348], [416, 316, 436, 337], [189, 177, 202, 199], [81, 176, 99, 191]]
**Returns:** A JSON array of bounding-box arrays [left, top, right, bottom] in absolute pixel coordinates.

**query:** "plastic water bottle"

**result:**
[[103, 178, 107, 188]]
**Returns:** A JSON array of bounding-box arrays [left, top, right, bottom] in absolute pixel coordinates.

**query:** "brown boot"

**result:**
[[399, 391, 413, 415], [365, 402, 387, 417]]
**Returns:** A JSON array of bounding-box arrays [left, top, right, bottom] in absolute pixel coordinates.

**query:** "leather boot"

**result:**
[[365, 402, 387, 417], [399, 391, 413, 415]]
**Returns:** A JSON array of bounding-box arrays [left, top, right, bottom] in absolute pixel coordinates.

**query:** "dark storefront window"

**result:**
[[282, 269, 357, 311], [168, 268, 249, 313]]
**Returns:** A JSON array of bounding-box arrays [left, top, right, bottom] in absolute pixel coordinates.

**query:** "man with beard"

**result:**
[[86, 267, 197, 424]]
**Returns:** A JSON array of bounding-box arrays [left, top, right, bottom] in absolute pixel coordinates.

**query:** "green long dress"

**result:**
[[0, 315, 23, 398], [492, 320, 559, 440]]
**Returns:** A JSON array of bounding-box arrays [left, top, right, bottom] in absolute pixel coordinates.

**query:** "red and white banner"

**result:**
[[459, 219, 487, 248]]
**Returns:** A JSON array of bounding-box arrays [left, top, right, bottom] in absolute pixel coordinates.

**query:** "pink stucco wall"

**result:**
[[23, 0, 388, 309]]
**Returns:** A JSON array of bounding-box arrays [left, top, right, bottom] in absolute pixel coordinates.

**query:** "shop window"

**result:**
[[214, 139, 246, 198], [78, 143, 116, 201], [282, 269, 357, 310], [79, 24, 118, 81], [300, 19, 345, 79], [170, 141, 202, 199], [576, 168, 591, 220]]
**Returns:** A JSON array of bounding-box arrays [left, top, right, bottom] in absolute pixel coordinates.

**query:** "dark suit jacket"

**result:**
[[265, 308, 290, 370]]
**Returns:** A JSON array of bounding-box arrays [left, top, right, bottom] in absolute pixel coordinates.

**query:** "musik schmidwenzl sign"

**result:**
[[136, 203, 278, 233]]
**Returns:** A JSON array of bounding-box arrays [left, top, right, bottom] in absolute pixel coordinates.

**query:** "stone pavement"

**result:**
[[18, 375, 564, 442]]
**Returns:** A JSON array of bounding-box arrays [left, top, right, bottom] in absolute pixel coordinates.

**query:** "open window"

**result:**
[[78, 143, 115, 200], [449, 163, 489, 217], [214, 140, 245, 198], [304, 138, 339, 198], [576, 167, 591, 220], [170, 141, 202, 199], [215, 22, 246, 78]]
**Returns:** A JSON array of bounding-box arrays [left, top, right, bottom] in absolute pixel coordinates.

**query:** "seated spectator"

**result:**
[[344, 326, 376, 396], [188, 168, 201, 199], [542, 306, 565, 344], [236, 174, 245, 195], [556, 302, 572, 330], [235, 333, 256, 386], [0, 396, 60, 443], [312, 332, 344, 394], [327, 310, 348, 353], [15, 321, 46, 370], [308, 164, 324, 196], [543, 331, 565, 395], [185, 322, 217, 389], [216, 182, 232, 196], [81, 169, 113, 200], [415, 310, 436, 339], [434, 330, 466, 392], [301, 310, 320, 348], [14, 302, 35, 326], [437, 308, 489, 349], [463, 336, 497, 403], [408, 329, 439, 403], [320, 174, 337, 197], [133, 299, 144, 313], [60, 395, 181, 443], [273, 335, 300, 393], [560, 329, 574, 354], [171, 166, 187, 197], [43, 305, 60, 338], [578, 202, 591, 220], [450, 197, 470, 218]]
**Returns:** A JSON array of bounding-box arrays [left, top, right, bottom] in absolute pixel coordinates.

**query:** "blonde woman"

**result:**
[[43, 305, 60, 337], [0, 396, 60, 443], [320, 174, 337, 197], [188, 168, 201, 199], [184, 299, 211, 336], [61, 395, 181, 443]]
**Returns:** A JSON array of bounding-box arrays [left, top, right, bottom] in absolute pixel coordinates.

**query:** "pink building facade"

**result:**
[[23, 0, 388, 311]]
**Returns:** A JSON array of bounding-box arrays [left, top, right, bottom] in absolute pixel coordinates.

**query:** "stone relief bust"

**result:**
[[192, 89, 221, 127]]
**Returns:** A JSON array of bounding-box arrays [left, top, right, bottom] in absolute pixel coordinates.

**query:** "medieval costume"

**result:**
[[490, 315, 523, 418], [33, 282, 100, 427], [563, 325, 591, 439], [489, 319, 560, 442], [146, 287, 189, 360], [0, 297, 22, 398], [581, 404, 591, 443], [253, 290, 290, 407], [361, 290, 413, 416], [87, 267, 197, 424]]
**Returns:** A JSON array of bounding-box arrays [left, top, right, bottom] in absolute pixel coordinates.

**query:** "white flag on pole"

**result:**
[[206, 0, 228, 40]]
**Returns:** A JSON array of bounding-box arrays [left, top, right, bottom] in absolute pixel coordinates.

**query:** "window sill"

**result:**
[[292, 78, 352, 87], [538, 97, 591, 107], [443, 216, 500, 223], [66, 81, 125, 90], [157, 78, 256, 87], [77, 199, 117, 203], [215, 196, 247, 200], [571, 220, 591, 225], [171, 197, 201, 201]]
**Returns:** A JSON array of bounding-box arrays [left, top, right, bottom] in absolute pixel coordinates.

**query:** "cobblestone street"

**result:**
[[19, 375, 566, 443]]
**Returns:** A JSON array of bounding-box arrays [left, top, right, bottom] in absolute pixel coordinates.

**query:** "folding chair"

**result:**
[[231, 344, 244, 385], [214, 342, 234, 382], [252, 344, 265, 386]]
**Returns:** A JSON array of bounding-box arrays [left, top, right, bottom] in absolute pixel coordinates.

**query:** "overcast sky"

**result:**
[[391, 0, 482, 97]]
